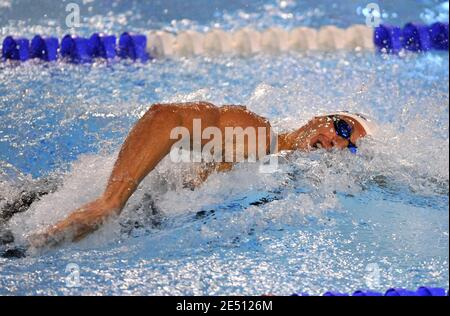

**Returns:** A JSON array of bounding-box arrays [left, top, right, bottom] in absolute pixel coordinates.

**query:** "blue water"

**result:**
[[0, 0, 448, 295]]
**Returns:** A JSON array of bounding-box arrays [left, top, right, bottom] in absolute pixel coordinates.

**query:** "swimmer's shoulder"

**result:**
[[220, 104, 247, 111], [219, 105, 271, 127], [149, 101, 220, 114]]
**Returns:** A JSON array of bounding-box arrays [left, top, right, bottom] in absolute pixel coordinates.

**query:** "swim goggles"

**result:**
[[329, 115, 358, 154]]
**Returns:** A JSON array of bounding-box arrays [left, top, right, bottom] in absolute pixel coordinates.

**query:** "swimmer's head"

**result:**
[[289, 112, 377, 152], [329, 111, 377, 138]]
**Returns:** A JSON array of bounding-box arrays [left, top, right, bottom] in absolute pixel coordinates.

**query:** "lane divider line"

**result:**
[[1, 23, 448, 63]]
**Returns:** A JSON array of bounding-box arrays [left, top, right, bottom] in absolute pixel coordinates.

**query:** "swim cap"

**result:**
[[329, 111, 377, 136]]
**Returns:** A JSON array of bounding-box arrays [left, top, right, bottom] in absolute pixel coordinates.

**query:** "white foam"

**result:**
[[8, 153, 115, 245]]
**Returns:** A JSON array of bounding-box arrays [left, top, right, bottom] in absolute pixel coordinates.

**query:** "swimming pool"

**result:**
[[0, 0, 448, 295]]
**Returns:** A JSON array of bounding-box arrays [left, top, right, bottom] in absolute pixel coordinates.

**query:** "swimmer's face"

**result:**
[[299, 115, 367, 150]]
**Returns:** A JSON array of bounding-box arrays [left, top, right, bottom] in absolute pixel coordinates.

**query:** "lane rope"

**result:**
[[291, 286, 448, 296], [2, 22, 448, 63]]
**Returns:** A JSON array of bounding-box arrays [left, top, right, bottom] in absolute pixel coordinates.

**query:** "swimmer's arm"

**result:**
[[30, 102, 221, 248]]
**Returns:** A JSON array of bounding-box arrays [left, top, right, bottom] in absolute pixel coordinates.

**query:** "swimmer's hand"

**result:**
[[29, 199, 120, 249]]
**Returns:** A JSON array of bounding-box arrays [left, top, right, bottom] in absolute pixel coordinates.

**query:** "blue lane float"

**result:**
[[352, 290, 383, 297], [61, 35, 92, 63], [1, 32, 149, 63], [375, 22, 449, 53], [30, 35, 59, 61], [402, 23, 432, 52], [416, 286, 447, 296], [373, 24, 403, 53], [88, 33, 117, 59], [118, 32, 149, 61], [2, 36, 30, 61], [291, 286, 448, 296], [429, 22, 449, 50]]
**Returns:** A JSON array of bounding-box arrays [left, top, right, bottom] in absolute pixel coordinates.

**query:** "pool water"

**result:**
[[0, 0, 449, 295]]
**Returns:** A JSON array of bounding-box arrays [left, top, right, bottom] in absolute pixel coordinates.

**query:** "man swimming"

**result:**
[[31, 102, 375, 248]]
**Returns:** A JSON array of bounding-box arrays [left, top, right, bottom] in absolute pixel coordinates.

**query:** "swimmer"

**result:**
[[30, 102, 375, 248]]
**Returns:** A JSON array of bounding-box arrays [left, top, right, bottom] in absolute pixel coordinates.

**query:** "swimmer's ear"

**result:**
[[310, 134, 333, 150]]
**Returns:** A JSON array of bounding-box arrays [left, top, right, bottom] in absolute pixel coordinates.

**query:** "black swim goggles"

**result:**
[[328, 115, 358, 154]]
